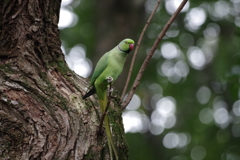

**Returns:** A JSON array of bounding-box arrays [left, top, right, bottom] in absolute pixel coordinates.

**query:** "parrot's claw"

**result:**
[[107, 86, 113, 94], [106, 76, 113, 83]]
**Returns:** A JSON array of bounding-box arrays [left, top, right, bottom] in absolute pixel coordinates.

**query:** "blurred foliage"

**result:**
[[60, 0, 240, 160]]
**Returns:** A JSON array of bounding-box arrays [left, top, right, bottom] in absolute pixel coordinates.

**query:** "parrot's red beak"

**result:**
[[129, 44, 134, 51]]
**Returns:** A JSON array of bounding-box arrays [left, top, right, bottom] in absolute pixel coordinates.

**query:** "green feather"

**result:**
[[89, 52, 110, 86], [83, 38, 135, 160]]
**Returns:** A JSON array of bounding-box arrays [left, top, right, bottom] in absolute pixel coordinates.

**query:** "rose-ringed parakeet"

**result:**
[[82, 38, 135, 160]]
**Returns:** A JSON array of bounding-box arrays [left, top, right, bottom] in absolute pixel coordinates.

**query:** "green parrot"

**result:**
[[82, 38, 135, 160]]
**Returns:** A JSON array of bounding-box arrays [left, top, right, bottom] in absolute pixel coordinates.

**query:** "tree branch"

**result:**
[[120, 0, 163, 102], [121, 0, 189, 110]]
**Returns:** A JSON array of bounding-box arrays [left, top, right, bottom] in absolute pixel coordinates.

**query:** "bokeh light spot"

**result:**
[[160, 60, 175, 77], [165, 0, 189, 15], [177, 133, 190, 148], [185, 7, 206, 32], [196, 86, 211, 104], [61, 0, 73, 6], [161, 42, 179, 59], [187, 47, 206, 70], [174, 60, 189, 77], [59, 8, 78, 29], [122, 111, 143, 133], [149, 123, 164, 135], [232, 100, 240, 116], [214, 107, 230, 128], [156, 97, 176, 116], [213, 1, 230, 19], [203, 23, 221, 39], [163, 132, 179, 149], [191, 146, 206, 160], [199, 108, 213, 124], [151, 97, 177, 129], [126, 94, 141, 110], [64, 45, 91, 78]]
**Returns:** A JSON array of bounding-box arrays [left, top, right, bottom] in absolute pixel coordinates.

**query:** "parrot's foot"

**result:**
[[107, 86, 113, 94], [110, 95, 117, 99], [106, 76, 113, 83]]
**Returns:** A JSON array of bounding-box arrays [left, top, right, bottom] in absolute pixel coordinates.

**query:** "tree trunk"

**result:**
[[0, 0, 127, 159]]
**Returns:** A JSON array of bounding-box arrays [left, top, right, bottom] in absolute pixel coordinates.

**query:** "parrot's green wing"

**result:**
[[82, 52, 110, 99], [89, 51, 110, 86]]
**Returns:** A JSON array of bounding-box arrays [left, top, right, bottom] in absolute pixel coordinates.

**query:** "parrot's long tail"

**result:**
[[99, 91, 118, 160], [104, 114, 118, 160]]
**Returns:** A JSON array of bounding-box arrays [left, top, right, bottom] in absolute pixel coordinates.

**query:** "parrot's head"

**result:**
[[118, 38, 135, 53]]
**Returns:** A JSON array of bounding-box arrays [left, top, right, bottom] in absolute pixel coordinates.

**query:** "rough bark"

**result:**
[[0, 0, 127, 159]]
